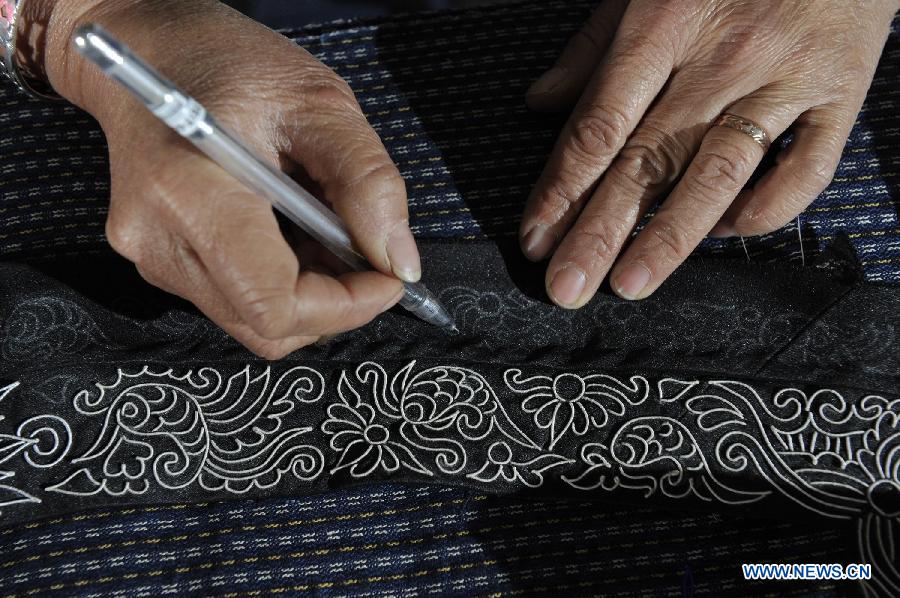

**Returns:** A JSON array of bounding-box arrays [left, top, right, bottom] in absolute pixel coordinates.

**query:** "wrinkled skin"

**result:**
[[30, 0, 900, 358], [38, 0, 418, 359], [521, 0, 898, 307]]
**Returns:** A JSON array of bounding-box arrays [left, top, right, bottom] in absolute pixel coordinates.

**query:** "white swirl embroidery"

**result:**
[[562, 421, 769, 506], [0, 362, 891, 545], [0, 297, 104, 361], [45, 366, 325, 497], [468, 441, 572, 488], [323, 361, 540, 479], [0, 382, 72, 514], [674, 381, 900, 520]]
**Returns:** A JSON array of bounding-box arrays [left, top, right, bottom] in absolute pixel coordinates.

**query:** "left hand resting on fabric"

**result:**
[[520, 0, 898, 308]]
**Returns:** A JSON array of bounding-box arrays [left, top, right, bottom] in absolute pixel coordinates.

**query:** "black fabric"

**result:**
[[4, 238, 896, 389], [1, 240, 897, 528], [0, 3, 897, 595]]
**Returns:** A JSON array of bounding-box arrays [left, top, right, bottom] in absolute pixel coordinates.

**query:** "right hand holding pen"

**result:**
[[41, 0, 420, 358]]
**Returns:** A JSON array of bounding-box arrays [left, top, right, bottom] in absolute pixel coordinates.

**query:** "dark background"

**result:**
[[222, 0, 505, 28]]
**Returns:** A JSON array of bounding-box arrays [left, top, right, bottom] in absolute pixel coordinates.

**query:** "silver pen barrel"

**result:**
[[74, 24, 458, 333], [399, 282, 458, 333]]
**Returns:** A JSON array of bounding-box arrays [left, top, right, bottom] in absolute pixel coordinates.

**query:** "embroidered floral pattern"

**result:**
[[323, 362, 538, 478], [45, 366, 325, 497], [0, 362, 888, 520], [439, 285, 810, 359], [0, 362, 890, 522], [504, 369, 649, 450], [1, 362, 897, 594], [324, 376, 430, 478], [468, 441, 572, 488]]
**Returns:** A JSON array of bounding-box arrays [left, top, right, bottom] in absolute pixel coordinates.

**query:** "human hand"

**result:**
[[521, 0, 898, 307], [36, 0, 419, 358]]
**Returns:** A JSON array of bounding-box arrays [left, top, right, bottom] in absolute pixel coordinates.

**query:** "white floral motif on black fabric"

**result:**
[[324, 386, 432, 478], [1, 362, 897, 595], [324, 361, 541, 479], [2, 362, 887, 521], [673, 381, 900, 519], [0, 362, 896, 576], [0, 361, 886, 525], [504, 369, 649, 450], [45, 367, 325, 497]]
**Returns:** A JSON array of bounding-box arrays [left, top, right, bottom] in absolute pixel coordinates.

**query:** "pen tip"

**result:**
[[448, 324, 460, 335]]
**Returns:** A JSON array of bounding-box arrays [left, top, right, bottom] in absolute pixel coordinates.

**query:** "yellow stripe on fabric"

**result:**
[[7, 527, 839, 596], [7, 519, 825, 594], [418, 169, 900, 188], [1, 504, 755, 569], [0, 504, 203, 537], [13, 550, 669, 596], [862, 258, 900, 265], [0, 496, 484, 541], [762, 228, 900, 253], [806, 200, 897, 212]]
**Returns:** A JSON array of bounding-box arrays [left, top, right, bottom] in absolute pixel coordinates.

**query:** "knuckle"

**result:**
[[692, 145, 754, 196], [737, 206, 792, 236], [613, 143, 675, 191], [531, 176, 586, 224], [577, 20, 612, 52], [302, 74, 357, 110], [574, 29, 603, 53], [570, 105, 628, 160], [292, 272, 354, 333], [715, 25, 762, 66], [342, 157, 402, 193], [543, 178, 579, 212], [105, 216, 144, 262], [134, 263, 163, 288], [650, 218, 695, 262], [615, 28, 674, 68], [329, 298, 357, 331], [328, 290, 361, 330], [568, 216, 630, 266], [146, 175, 191, 222], [789, 153, 836, 196], [635, 1, 682, 31], [248, 339, 296, 361], [584, 4, 619, 42], [235, 287, 296, 340]]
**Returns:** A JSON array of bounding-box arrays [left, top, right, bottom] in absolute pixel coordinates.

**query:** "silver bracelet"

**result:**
[[1, 0, 61, 100]]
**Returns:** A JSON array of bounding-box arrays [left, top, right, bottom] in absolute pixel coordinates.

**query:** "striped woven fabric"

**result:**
[[0, 1, 898, 280], [0, 1, 897, 596], [0, 486, 857, 596]]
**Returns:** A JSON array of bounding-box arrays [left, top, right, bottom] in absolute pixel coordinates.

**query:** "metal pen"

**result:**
[[73, 24, 457, 333]]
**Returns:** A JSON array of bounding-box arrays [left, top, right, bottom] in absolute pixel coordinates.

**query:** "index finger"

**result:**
[[519, 8, 677, 261], [159, 154, 404, 339]]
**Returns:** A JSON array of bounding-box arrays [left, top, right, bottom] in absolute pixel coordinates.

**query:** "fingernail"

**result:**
[[521, 224, 555, 261], [549, 265, 586, 308], [709, 222, 735, 238], [315, 333, 339, 346], [386, 225, 421, 283], [614, 263, 652, 300], [527, 66, 567, 97]]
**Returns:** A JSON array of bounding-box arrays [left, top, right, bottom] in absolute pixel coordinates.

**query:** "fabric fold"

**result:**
[[0, 239, 897, 529]]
